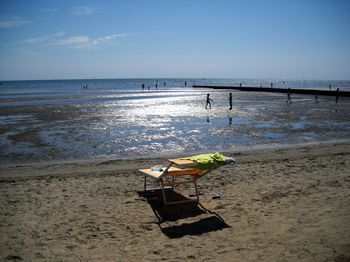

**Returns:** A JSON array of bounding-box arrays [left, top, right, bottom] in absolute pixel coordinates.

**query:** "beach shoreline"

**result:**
[[1, 141, 349, 261], [1, 139, 349, 179]]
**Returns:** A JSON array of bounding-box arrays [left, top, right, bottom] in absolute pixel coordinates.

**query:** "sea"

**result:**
[[0, 78, 350, 165]]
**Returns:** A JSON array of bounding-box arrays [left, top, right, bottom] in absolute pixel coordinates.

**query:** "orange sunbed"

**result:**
[[138, 155, 235, 205]]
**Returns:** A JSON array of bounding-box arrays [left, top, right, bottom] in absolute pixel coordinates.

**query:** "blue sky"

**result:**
[[0, 0, 349, 80]]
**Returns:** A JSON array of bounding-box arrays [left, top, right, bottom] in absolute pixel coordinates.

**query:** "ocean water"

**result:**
[[0, 78, 349, 164]]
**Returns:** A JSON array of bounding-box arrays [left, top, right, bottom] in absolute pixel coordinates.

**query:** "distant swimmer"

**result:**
[[286, 88, 292, 103], [155, 83, 158, 89], [148, 85, 150, 90], [315, 94, 319, 103], [164, 81, 166, 86], [329, 84, 332, 90], [205, 93, 213, 109], [271, 82, 274, 88], [229, 93, 233, 110], [185, 81, 187, 86], [142, 83, 145, 90]]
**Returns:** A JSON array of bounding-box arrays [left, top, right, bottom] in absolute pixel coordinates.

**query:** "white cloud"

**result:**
[[33, 8, 58, 12], [56, 34, 129, 48], [24, 31, 66, 43], [90, 34, 128, 46], [70, 6, 94, 16], [24, 32, 129, 49], [0, 16, 29, 28], [55, 36, 91, 48]]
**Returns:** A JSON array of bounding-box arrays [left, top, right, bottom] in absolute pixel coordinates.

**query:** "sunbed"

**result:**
[[138, 153, 236, 205]]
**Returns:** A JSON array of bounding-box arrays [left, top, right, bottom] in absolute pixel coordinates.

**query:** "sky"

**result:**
[[0, 0, 349, 81]]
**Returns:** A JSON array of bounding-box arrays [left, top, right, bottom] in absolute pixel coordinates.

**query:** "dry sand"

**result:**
[[0, 142, 350, 261]]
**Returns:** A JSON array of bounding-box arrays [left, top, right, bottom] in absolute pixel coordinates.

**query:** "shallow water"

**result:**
[[0, 79, 350, 164]]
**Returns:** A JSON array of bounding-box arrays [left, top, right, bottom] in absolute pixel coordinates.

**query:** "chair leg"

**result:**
[[160, 179, 167, 205], [172, 174, 175, 190], [193, 177, 200, 203], [144, 175, 147, 191]]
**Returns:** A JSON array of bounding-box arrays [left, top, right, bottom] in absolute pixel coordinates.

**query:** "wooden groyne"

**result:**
[[192, 85, 350, 97]]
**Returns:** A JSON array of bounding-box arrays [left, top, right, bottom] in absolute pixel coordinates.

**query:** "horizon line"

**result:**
[[1, 77, 350, 82]]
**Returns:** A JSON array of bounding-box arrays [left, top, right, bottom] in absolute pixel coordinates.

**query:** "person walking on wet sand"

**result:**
[[205, 93, 213, 109], [336, 88, 340, 103], [229, 93, 233, 110], [286, 88, 292, 103]]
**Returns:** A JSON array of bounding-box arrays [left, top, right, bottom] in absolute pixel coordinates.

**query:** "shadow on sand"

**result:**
[[138, 189, 230, 238]]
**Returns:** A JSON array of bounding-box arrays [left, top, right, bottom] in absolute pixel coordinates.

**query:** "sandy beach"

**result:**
[[0, 141, 349, 261]]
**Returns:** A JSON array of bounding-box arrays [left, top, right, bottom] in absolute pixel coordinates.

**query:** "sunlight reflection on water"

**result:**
[[1, 88, 350, 164]]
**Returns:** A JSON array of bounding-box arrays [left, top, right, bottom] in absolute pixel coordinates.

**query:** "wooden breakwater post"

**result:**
[[192, 85, 350, 97]]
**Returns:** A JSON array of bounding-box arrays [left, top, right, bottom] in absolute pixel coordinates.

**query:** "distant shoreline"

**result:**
[[1, 77, 350, 83]]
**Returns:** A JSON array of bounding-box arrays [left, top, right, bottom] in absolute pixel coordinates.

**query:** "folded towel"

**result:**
[[181, 152, 234, 170]]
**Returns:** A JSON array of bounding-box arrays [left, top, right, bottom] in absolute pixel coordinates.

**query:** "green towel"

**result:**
[[181, 152, 226, 170]]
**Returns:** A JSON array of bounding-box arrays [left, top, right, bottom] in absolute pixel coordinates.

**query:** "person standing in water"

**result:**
[[205, 93, 213, 109], [229, 93, 233, 110]]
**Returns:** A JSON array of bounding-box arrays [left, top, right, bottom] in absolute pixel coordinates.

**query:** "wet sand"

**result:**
[[1, 91, 350, 165], [1, 142, 350, 261]]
